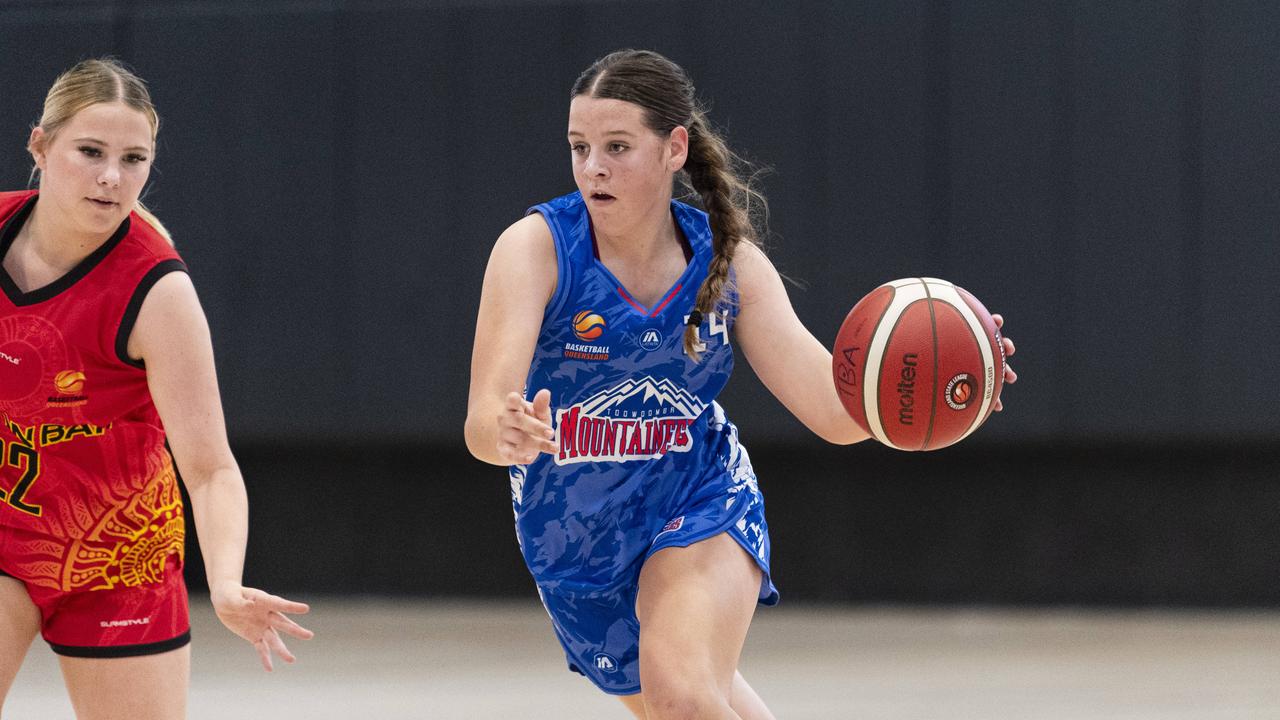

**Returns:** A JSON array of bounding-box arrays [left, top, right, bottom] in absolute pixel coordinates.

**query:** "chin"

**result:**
[[79, 211, 126, 235]]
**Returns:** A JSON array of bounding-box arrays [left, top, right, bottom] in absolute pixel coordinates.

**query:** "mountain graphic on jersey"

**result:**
[[555, 376, 706, 465]]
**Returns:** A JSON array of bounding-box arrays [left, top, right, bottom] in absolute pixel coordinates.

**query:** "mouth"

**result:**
[[87, 197, 118, 208], [588, 192, 616, 203]]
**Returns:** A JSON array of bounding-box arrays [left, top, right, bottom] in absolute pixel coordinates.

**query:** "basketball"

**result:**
[[832, 278, 1005, 451]]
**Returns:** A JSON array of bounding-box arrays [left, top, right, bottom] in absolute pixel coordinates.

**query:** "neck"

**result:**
[[593, 194, 678, 262], [18, 197, 113, 270]]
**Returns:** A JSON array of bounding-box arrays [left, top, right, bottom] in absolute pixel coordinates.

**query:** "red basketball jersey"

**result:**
[[0, 190, 187, 593]]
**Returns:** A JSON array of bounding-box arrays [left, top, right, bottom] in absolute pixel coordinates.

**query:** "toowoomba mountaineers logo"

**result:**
[[554, 376, 705, 465]]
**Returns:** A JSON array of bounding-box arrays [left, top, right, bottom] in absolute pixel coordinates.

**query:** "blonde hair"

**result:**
[[30, 58, 172, 243]]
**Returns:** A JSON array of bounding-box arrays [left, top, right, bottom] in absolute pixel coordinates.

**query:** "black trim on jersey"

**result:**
[[0, 194, 133, 306], [49, 629, 191, 658], [115, 259, 189, 368]]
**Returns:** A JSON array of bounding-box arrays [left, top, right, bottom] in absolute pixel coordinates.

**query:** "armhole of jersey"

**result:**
[[115, 259, 189, 369], [724, 265, 741, 322], [531, 208, 572, 325]]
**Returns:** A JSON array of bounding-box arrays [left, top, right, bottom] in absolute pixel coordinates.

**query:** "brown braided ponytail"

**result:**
[[572, 50, 767, 361]]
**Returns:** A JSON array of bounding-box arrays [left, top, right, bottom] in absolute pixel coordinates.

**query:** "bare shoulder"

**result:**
[[732, 242, 783, 306], [484, 211, 557, 309], [493, 213, 554, 263], [128, 269, 207, 364], [145, 266, 198, 299], [135, 270, 202, 325]]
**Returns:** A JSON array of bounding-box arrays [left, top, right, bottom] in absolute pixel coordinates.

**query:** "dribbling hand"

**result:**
[[992, 314, 1018, 412], [497, 388, 557, 465], [212, 584, 314, 672]]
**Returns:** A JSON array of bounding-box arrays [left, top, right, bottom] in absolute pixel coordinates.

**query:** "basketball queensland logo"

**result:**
[[564, 310, 610, 361], [55, 370, 85, 394], [554, 376, 705, 465], [572, 310, 605, 341], [49, 369, 88, 407]]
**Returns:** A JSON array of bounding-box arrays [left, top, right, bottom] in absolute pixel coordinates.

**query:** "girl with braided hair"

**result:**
[[466, 49, 1015, 718]]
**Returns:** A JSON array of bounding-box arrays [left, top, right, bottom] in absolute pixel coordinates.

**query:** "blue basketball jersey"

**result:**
[[511, 191, 751, 594]]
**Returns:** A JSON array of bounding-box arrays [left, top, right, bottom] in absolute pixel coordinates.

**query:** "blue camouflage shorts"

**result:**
[[536, 472, 778, 695]]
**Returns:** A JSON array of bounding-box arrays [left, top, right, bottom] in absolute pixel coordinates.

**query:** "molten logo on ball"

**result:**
[[945, 373, 973, 410], [54, 370, 85, 395], [573, 311, 606, 342]]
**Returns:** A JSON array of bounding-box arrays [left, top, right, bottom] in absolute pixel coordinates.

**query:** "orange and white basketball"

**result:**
[[832, 278, 1004, 451]]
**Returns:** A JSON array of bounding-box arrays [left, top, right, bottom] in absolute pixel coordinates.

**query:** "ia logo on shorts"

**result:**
[[594, 653, 619, 673]]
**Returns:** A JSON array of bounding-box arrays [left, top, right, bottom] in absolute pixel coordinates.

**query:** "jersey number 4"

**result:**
[[0, 440, 42, 516], [686, 311, 730, 354]]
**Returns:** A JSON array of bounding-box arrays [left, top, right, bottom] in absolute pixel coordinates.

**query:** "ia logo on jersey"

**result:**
[[638, 328, 662, 351], [594, 653, 619, 673], [554, 376, 705, 465]]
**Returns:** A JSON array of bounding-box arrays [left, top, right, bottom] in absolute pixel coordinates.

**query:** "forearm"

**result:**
[[814, 403, 872, 445], [185, 467, 250, 592], [465, 406, 508, 466]]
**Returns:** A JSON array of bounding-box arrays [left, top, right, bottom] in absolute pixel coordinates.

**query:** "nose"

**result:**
[[98, 161, 121, 188], [584, 152, 608, 178]]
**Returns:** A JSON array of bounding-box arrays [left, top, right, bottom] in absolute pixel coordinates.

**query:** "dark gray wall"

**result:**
[[3, 0, 1276, 445]]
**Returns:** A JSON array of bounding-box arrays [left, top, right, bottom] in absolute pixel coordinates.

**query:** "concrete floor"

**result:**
[[6, 598, 1280, 719]]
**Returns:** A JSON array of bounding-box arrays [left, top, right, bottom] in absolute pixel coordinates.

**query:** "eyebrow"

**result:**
[[72, 137, 151, 153], [567, 130, 638, 139]]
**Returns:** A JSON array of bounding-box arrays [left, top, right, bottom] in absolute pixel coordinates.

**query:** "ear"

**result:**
[[28, 127, 48, 171], [667, 125, 689, 172]]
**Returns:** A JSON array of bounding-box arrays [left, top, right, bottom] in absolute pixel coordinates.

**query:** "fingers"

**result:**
[[254, 630, 296, 672], [497, 390, 557, 464], [502, 393, 554, 437], [991, 314, 1015, 411], [516, 411, 555, 442], [270, 611, 315, 640], [265, 628, 298, 665], [236, 589, 310, 672], [261, 593, 310, 616], [531, 388, 553, 424], [255, 638, 274, 672], [498, 423, 557, 460], [503, 391, 528, 412], [242, 588, 311, 617]]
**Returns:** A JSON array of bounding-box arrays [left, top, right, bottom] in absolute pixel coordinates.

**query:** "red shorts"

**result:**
[[0, 550, 190, 658]]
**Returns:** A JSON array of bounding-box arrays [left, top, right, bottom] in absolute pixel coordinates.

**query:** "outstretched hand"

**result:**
[[992, 313, 1018, 412], [497, 388, 558, 465], [212, 584, 314, 672]]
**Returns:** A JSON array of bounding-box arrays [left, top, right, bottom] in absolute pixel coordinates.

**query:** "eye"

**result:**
[[570, 143, 588, 156], [125, 154, 149, 164], [78, 145, 102, 158], [608, 142, 628, 153]]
